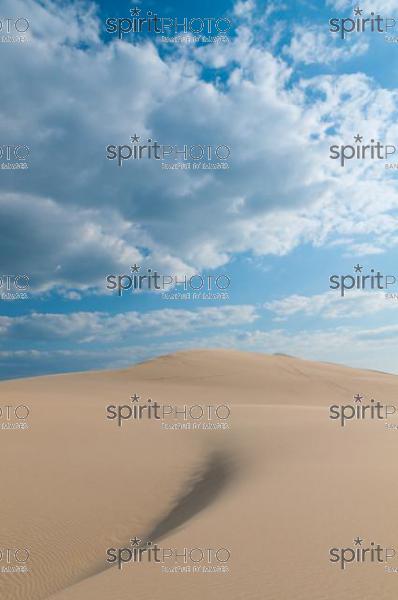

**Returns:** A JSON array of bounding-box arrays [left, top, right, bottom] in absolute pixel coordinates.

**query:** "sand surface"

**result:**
[[1, 349, 398, 600]]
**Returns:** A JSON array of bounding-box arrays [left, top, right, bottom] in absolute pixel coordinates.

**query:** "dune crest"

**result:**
[[1, 350, 397, 600]]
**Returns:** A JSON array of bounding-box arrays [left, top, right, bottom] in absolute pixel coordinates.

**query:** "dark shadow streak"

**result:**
[[143, 449, 237, 544], [42, 449, 238, 600]]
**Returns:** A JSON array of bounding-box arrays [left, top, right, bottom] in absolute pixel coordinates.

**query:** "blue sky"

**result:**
[[1, 0, 398, 378]]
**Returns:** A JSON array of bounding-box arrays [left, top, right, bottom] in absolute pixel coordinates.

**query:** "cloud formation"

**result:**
[[0, 305, 258, 343], [2, 0, 398, 295], [265, 291, 396, 320]]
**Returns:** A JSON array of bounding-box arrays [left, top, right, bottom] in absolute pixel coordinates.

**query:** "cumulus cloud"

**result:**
[[1, 0, 398, 380], [283, 25, 368, 64], [234, 0, 256, 17], [0, 192, 191, 292], [1, 0, 398, 295], [228, 324, 398, 373], [265, 291, 397, 320], [328, 0, 398, 12], [2, 320, 398, 379], [0, 305, 258, 343]]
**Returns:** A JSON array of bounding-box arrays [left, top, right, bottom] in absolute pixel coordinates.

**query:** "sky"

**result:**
[[1, 0, 398, 379]]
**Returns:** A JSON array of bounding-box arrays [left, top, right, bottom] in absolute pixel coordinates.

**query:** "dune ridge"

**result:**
[[1, 350, 398, 600]]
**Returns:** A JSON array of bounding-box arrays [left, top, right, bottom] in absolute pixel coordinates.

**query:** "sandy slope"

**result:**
[[1, 349, 398, 600]]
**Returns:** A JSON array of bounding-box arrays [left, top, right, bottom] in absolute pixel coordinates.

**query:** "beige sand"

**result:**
[[1, 349, 398, 600]]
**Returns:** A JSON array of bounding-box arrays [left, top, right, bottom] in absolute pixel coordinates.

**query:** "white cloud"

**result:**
[[227, 324, 398, 373], [2, 320, 398, 379], [234, 0, 255, 17], [0, 192, 197, 292], [0, 305, 258, 343], [328, 0, 398, 12], [283, 25, 368, 64], [1, 0, 398, 294], [265, 291, 397, 320], [344, 243, 386, 256]]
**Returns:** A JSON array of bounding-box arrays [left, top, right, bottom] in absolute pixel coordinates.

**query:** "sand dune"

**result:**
[[1, 350, 398, 600]]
